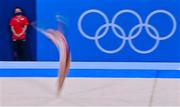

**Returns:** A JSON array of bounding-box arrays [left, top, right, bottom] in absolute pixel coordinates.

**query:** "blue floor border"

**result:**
[[0, 69, 180, 78]]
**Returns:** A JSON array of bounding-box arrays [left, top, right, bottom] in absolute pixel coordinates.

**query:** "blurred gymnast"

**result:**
[[33, 15, 71, 95]]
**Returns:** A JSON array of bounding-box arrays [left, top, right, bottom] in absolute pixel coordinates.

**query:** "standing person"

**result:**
[[10, 7, 29, 61]]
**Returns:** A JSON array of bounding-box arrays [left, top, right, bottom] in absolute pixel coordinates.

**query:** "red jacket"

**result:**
[[10, 15, 29, 40]]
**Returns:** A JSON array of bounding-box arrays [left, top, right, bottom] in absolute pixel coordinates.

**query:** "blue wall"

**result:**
[[0, 0, 12, 60], [0, 0, 180, 78], [37, 0, 180, 62], [0, 0, 36, 61], [0, 0, 179, 62]]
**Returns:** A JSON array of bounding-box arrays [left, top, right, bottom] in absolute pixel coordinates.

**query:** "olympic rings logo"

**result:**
[[78, 9, 177, 54]]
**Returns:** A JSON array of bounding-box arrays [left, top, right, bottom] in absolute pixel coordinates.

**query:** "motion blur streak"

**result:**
[[33, 23, 71, 95]]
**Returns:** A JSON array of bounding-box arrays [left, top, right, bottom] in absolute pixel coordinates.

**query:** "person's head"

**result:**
[[14, 7, 23, 16]]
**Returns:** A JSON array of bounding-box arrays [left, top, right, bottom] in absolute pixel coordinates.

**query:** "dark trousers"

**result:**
[[13, 40, 28, 61]]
